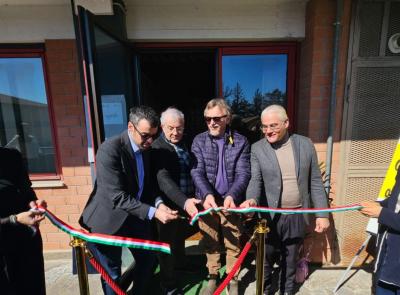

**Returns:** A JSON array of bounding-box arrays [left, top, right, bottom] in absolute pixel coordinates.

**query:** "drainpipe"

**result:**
[[325, 0, 343, 196]]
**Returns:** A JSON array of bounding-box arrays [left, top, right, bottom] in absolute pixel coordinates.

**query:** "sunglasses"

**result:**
[[204, 115, 228, 124], [132, 124, 158, 141]]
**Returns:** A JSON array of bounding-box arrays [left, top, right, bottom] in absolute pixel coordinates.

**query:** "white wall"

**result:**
[[0, 5, 74, 42], [0, 0, 306, 43], [126, 0, 307, 41]]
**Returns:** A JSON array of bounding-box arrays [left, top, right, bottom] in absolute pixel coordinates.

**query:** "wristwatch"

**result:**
[[9, 214, 18, 224]]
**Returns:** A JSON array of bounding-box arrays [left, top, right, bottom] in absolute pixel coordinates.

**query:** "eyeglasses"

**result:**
[[132, 124, 158, 141], [204, 115, 227, 124], [260, 121, 286, 132], [166, 125, 184, 133]]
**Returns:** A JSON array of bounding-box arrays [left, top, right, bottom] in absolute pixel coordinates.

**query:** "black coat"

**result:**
[[0, 147, 36, 218], [79, 131, 156, 235], [0, 147, 45, 295], [151, 135, 193, 212], [376, 170, 400, 287]]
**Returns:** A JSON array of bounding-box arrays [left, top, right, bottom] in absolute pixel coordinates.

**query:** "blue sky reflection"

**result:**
[[222, 54, 287, 99], [0, 58, 47, 104]]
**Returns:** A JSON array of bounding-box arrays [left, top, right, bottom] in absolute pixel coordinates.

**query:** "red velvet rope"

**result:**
[[89, 256, 127, 295], [213, 241, 252, 295]]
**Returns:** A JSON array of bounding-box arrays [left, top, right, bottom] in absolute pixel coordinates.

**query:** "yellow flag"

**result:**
[[378, 139, 400, 200]]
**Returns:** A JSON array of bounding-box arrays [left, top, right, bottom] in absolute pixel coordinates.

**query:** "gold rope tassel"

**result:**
[[70, 237, 91, 295]]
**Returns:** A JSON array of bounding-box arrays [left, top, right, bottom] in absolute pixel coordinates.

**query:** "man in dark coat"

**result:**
[[151, 107, 200, 295], [360, 169, 400, 295], [79, 106, 178, 295], [191, 98, 251, 295], [0, 147, 47, 295]]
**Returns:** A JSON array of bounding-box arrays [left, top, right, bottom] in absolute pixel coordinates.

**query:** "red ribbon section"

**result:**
[[213, 241, 252, 295], [89, 256, 127, 295]]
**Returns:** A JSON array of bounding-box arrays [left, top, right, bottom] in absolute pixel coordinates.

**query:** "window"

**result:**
[[136, 42, 298, 143], [220, 45, 297, 142], [0, 51, 58, 177]]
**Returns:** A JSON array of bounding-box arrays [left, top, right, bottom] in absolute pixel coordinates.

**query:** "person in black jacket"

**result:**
[[1, 209, 45, 294], [360, 169, 400, 295], [0, 147, 47, 295], [151, 107, 200, 295], [79, 106, 178, 295]]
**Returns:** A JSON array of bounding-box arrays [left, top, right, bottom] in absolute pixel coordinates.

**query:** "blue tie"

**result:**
[[134, 151, 144, 200]]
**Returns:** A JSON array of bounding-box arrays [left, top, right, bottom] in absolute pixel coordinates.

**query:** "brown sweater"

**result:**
[[273, 136, 302, 208]]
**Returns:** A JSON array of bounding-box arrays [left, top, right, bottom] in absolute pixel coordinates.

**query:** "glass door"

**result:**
[[76, 6, 137, 156]]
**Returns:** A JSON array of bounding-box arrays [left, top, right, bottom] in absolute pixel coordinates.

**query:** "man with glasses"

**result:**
[[241, 104, 330, 295], [80, 106, 178, 295], [191, 98, 251, 295], [151, 107, 201, 295]]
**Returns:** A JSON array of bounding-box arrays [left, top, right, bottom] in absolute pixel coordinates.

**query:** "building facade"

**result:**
[[0, 0, 399, 265]]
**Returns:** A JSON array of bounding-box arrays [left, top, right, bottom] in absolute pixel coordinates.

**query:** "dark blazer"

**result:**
[[79, 131, 155, 235], [0, 147, 37, 218], [151, 135, 192, 211], [376, 170, 400, 287], [246, 134, 328, 223]]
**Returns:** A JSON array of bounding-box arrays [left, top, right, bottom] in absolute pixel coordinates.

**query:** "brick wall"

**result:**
[[297, 0, 352, 264], [34, 40, 92, 250]]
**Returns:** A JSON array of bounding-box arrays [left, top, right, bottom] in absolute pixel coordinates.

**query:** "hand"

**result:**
[[16, 210, 45, 226], [359, 201, 382, 218], [223, 196, 236, 209], [29, 199, 47, 210], [203, 194, 218, 210], [155, 207, 178, 224], [240, 199, 257, 208], [315, 217, 330, 233], [185, 198, 201, 217], [157, 203, 178, 215], [239, 199, 257, 218]]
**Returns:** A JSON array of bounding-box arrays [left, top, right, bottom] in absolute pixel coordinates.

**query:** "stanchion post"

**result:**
[[255, 219, 269, 295], [70, 237, 90, 295]]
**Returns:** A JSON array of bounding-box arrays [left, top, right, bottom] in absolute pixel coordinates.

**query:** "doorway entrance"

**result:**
[[138, 50, 216, 142]]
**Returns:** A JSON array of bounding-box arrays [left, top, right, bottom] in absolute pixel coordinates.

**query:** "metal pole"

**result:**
[[71, 237, 90, 295], [255, 219, 269, 295], [333, 234, 372, 294], [325, 0, 343, 196]]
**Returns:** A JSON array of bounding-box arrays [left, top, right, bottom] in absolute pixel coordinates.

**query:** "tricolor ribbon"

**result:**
[[37, 206, 171, 254], [189, 204, 362, 226]]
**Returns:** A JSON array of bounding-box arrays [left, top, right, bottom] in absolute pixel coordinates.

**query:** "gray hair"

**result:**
[[204, 98, 231, 118], [261, 104, 288, 121], [129, 106, 160, 128], [160, 107, 185, 125]]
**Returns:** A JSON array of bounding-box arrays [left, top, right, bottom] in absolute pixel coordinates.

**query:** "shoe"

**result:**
[[227, 279, 239, 295], [162, 287, 184, 295], [200, 274, 219, 295]]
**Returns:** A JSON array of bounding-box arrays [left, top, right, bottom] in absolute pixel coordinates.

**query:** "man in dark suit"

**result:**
[[151, 107, 200, 295], [0, 147, 47, 295], [79, 106, 178, 295], [241, 105, 330, 295]]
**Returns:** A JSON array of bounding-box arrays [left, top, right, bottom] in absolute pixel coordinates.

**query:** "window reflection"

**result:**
[[222, 54, 288, 142], [0, 57, 56, 174]]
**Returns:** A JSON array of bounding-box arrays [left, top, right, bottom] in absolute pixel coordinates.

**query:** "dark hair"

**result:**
[[129, 106, 160, 128]]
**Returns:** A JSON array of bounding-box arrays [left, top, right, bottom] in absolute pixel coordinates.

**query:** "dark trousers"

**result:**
[[156, 218, 186, 293], [2, 226, 45, 295], [264, 214, 305, 294], [89, 218, 157, 295], [0, 255, 12, 295], [376, 281, 400, 295]]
